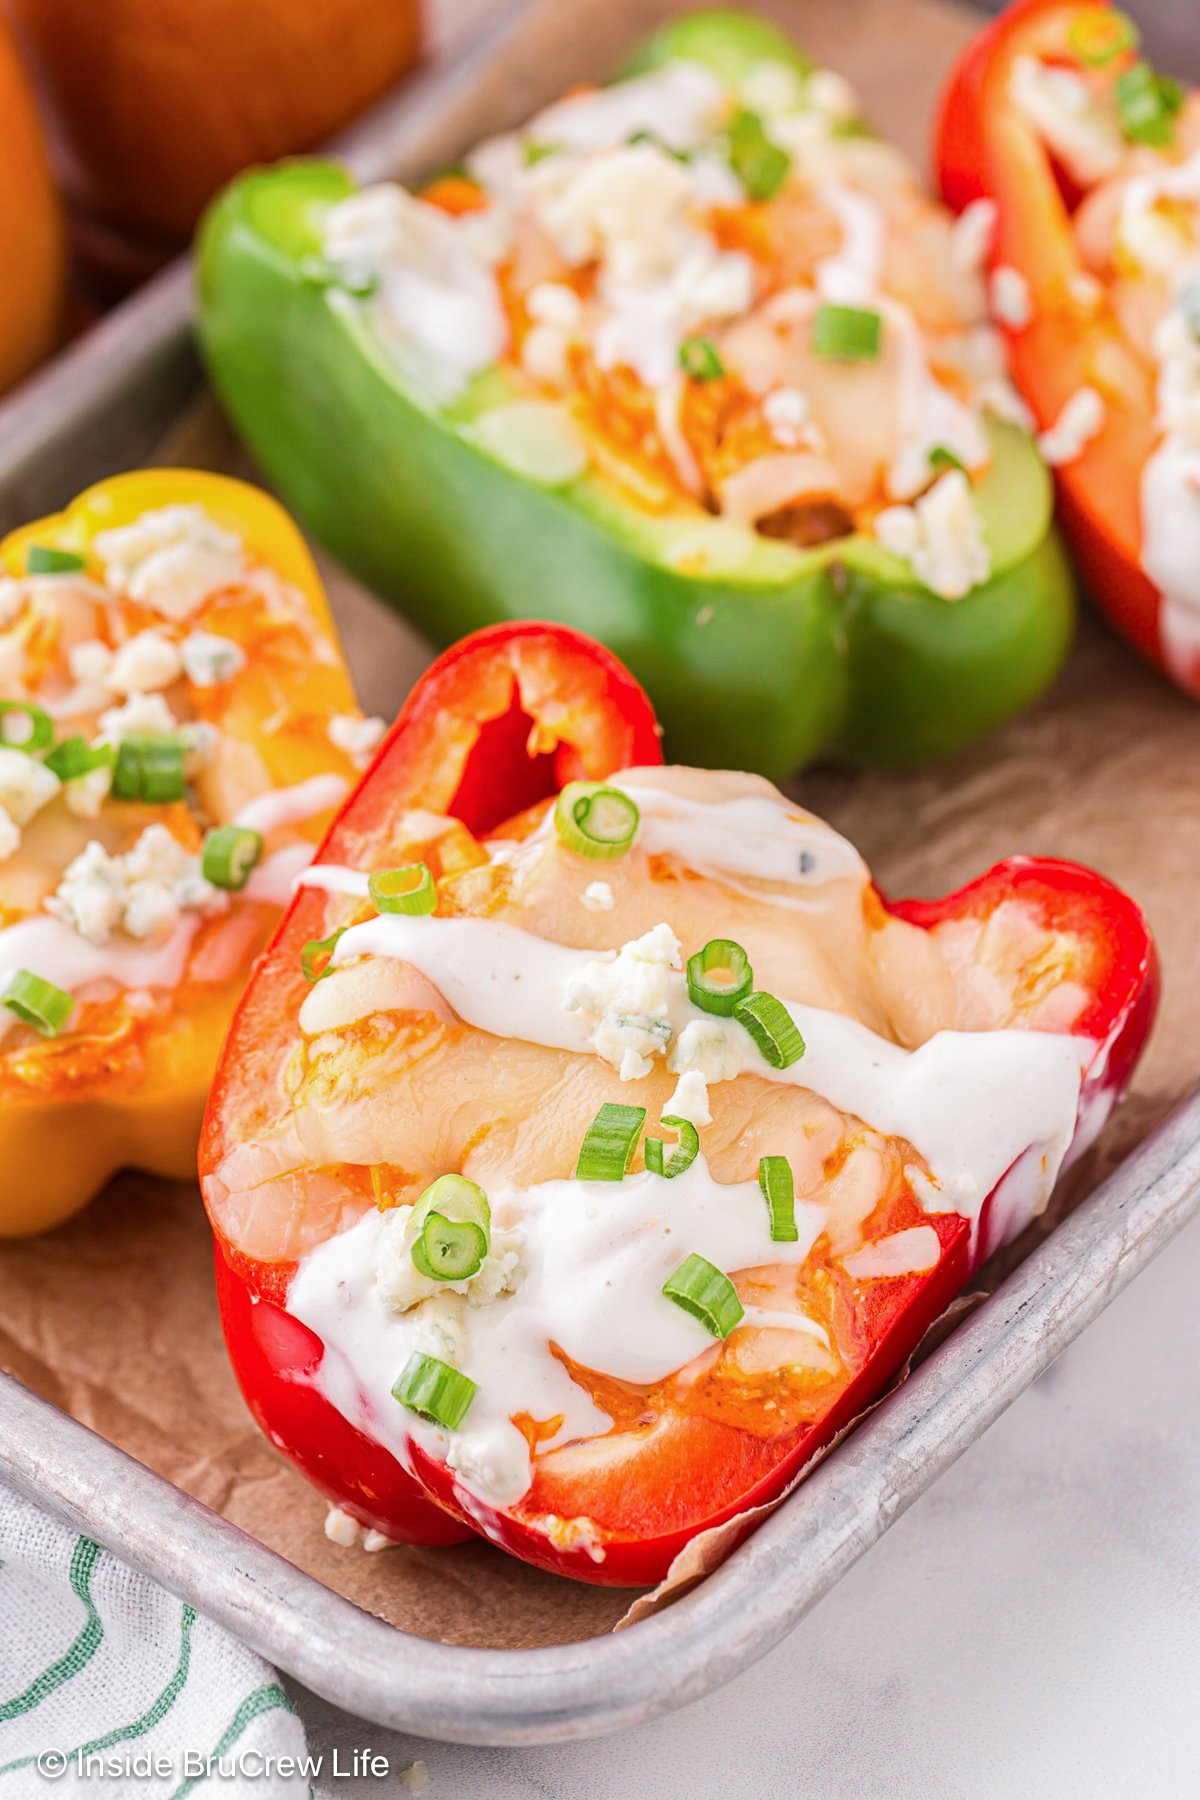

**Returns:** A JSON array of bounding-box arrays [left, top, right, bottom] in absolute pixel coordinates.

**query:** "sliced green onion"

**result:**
[[575, 1102, 646, 1181], [392, 1352, 477, 1431], [111, 734, 186, 803], [412, 1214, 488, 1282], [734, 991, 806, 1070], [1115, 59, 1183, 147], [644, 1114, 699, 1180], [554, 781, 640, 860], [686, 938, 753, 1017], [728, 108, 791, 201], [408, 1174, 491, 1283], [628, 128, 690, 162], [812, 303, 883, 362], [662, 1253, 744, 1339], [1069, 7, 1139, 66], [301, 927, 346, 983], [25, 545, 87, 575], [679, 336, 725, 382], [43, 737, 115, 784], [928, 445, 966, 475], [409, 1173, 491, 1233], [369, 862, 436, 916], [202, 824, 263, 891], [3, 969, 74, 1038], [523, 140, 558, 166], [0, 701, 54, 754], [758, 1155, 798, 1242]]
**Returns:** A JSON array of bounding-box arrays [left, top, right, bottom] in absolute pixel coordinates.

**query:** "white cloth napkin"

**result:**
[[0, 1486, 310, 1797]]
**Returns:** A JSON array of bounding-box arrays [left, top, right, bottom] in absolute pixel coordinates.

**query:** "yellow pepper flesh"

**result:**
[[0, 469, 365, 1234]]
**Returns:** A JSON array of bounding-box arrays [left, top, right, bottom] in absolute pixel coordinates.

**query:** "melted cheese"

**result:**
[[232, 767, 1100, 1515]]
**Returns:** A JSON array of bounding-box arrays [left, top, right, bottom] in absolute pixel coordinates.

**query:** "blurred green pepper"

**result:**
[[197, 8, 1074, 780]]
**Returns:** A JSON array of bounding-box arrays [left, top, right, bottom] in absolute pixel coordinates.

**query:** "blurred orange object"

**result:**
[[1, 0, 422, 255], [0, 11, 63, 392]]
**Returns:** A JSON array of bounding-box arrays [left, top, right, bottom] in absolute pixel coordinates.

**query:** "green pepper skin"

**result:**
[[196, 17, 1075, 781], [622, 8, 815, 85]]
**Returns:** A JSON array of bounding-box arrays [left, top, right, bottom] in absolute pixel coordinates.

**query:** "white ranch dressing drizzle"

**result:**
[[324, 187, 508, 402], [307, 910, 1091, 1239], [815, 184, 885, 306], [234, 773, 349, 838], [884, 300, 990, 501], [289, 1153, 830, 1510], [297, 863, 372, 899], [229, 774, 353, 905], [0, 774, 352, 1012], [0, 912, 200, 1009], [534, 780, 867, 905], [245, 844, 322, 908]]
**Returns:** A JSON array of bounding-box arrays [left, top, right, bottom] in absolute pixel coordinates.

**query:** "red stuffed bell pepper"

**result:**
[[199, 623, 1157, 1586], [938, 0, 1200, 694]]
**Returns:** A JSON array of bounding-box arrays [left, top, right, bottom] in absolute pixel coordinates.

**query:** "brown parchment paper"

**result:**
[[2, 0, 1198, 1651]]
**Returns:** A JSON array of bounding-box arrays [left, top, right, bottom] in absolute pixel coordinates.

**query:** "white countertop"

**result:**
[[297, 1202, 1200, 1797]]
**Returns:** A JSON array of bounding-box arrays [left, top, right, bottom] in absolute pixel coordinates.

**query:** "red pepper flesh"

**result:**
[[936, 0, 1190, 689], [201, 623, 1157, 1585]]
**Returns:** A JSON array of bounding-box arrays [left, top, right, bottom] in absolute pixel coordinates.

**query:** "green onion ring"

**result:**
[[412, 1214, 489, 1282], [3, 969, 74, 1038], [662, 1253, 744, 1339], [301, 927, 346, 983], [727, 108, 791, 201], [928, 445, 966, 475], [369, 862, 436, 916], [679, 336, 725, 381], [202, 824, 264, 891], [758, 1154, 799, 1242], [686, 938, 754, 1017], [554, 781, 640, 860], [25, 545, 87, 576], [575, 1102, 646, 1180], [644, 1114, 700, 1179], [811, 303, 883, 362], [407, 1174, 491, 1282], [1115, 59, 1183, 148], [391, 1352, 477, 1430], [1069, 7, 1139, 66], [43, 737, 114, 784], [111, 734, 186, 804], [734, 991, 807, 1070]]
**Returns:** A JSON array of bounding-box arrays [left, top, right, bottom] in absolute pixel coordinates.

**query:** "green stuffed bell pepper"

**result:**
[[197, 8, 1073, 781]]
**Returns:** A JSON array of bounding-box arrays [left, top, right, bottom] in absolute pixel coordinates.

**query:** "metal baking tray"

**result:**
[[0, 0, 1198, 1747]]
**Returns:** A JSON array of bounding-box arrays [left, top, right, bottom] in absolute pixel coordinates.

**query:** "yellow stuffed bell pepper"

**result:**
[[0, 470, 380, 1234]]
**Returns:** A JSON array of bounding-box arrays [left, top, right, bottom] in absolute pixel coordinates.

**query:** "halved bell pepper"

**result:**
[[197, 8, 1075, 782], [937, 0, 1200, 693], [198, 622, 1156, 1586], [0, 470, 376, 1234]]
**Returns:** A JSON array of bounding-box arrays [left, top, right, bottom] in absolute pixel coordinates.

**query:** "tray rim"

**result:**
[[0, 0, 1196, 1748]]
